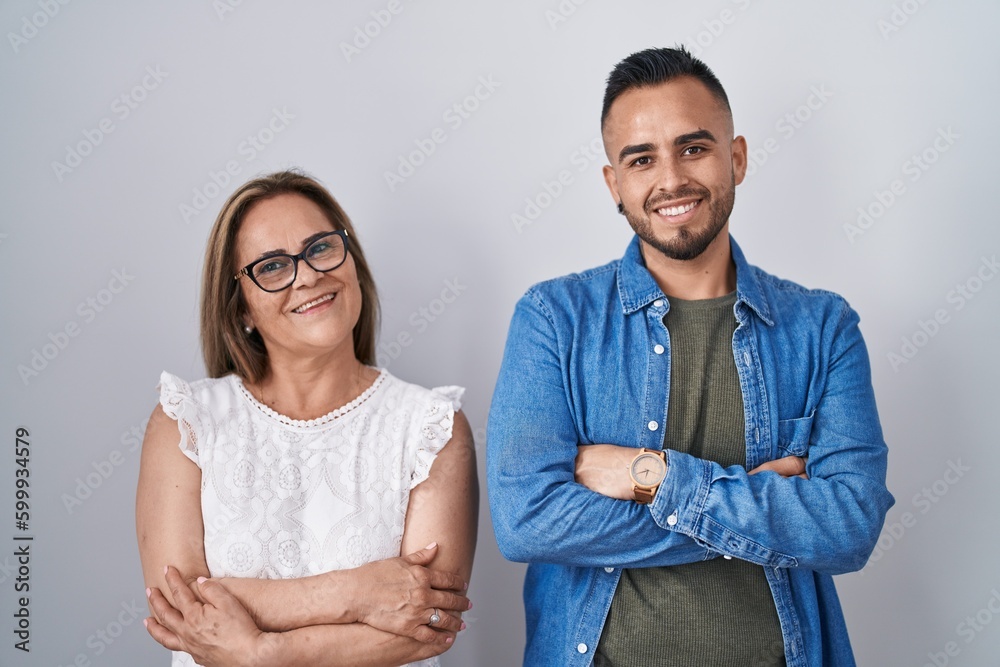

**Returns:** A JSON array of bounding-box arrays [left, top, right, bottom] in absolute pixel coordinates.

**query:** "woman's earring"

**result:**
[[617, 202, 625, 214], [244, 325, 254, 334]]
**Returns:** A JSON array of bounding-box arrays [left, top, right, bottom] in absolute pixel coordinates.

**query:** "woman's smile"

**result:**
[[290, 291, 336, 315]]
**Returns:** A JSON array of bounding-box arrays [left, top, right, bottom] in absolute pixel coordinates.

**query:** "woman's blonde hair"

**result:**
[[200, 170, 380, 381]]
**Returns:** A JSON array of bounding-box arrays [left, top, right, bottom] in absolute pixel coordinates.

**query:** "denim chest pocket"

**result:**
[[777, 411, 815, 457]]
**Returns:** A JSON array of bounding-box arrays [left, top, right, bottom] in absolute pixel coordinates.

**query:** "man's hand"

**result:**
[[574, 444, 636, 500], [145, 566, 267, 667], [749, 455, 808, 479], [351, 543, 469, 643]]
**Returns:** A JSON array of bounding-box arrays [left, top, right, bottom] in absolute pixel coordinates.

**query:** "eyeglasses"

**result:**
[[234, 230, 350, 293]]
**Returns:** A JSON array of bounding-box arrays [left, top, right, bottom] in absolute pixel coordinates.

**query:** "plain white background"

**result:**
[[1, 1, 998, 665]]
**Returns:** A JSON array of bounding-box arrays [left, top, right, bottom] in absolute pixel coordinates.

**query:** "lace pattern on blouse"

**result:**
[[158, 372, 212, 464]]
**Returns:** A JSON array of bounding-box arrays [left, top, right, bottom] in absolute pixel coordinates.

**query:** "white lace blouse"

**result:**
[[157, 368, 463, 667]]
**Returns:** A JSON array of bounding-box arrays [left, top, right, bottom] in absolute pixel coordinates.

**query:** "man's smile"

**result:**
[[655, 199, 700, 217]]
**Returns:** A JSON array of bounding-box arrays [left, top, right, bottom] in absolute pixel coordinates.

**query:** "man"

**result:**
[[487, 47, 893, 667]]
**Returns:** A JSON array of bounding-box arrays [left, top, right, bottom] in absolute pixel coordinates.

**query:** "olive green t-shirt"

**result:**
[[594, 292, 785, 667]]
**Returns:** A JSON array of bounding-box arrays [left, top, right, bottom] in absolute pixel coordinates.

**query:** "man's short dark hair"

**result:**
[[601, 46, 731, 128]]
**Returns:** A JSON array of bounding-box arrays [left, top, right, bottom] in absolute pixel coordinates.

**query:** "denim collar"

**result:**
[[616, 234, 774, 325]]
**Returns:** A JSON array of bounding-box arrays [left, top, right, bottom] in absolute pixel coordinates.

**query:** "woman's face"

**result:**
[[234, 193, 363, 365]]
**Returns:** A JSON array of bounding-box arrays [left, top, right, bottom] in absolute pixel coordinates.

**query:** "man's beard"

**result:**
[[621, 177, 735, 261]]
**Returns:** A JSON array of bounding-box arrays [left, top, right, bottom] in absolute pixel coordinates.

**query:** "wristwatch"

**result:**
[[629, 448, 667, 504]]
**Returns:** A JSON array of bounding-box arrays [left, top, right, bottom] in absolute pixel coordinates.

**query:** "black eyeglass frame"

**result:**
[[234, 229, 350, 293]]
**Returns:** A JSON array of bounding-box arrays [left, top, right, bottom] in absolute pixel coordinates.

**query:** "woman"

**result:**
[[136, 170, 478, 667]]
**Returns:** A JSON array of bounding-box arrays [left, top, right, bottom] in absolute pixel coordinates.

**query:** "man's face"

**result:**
[[602, 77, 747, 261]]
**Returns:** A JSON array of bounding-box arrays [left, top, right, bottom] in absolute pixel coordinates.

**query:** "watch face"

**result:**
[[630, 452, 666, 487]]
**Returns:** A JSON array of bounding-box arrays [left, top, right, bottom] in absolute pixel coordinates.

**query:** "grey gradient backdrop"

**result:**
[[2, 1, 998, 665]]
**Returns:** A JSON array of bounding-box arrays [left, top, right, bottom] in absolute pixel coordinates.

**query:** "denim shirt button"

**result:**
[[604, 567, 614, 573], [724, 555, 733, 560], [653, 299, 664, 308], [666, 512, 678, 526], [654, 344, 665, 354], [647, 421, 659, 431], [577, 643, 588, 654]]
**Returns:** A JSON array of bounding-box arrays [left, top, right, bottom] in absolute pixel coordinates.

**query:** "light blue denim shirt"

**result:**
[[487, 235, 894, 667]]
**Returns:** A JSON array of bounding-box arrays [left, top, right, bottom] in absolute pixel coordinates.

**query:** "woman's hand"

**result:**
[[350, 543, 470, 642], [574, 444, 635, 500], [145, 565, 268, 667]]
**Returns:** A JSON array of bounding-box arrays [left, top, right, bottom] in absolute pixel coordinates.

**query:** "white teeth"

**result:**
[[293, 293, 334, 313], [657, 201, 697, 217]]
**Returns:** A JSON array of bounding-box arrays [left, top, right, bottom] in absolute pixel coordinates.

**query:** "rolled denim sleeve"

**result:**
[[648, 303, 895, 574], [487, 291, 709, 569]]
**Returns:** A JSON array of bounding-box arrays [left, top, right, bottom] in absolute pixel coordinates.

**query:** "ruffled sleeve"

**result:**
[[157, 371, 213, 467], [410, 385, 465, 488]]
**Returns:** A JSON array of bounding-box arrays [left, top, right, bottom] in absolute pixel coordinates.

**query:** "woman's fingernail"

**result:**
[[145, 587, 151, 598], [445, 636, 453, 644], [460, 622, 467, 631], [424, 542, 437, 549], [468, 600, 473, 610], [143, 618, 149, 628], [197, 577, 207, 584], [463, 582, 469, 590], [163, 565, 168, 575]]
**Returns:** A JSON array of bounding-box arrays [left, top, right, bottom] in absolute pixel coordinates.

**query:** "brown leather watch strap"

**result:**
[[633, 487, 656, 504]]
